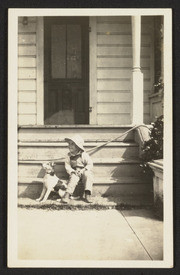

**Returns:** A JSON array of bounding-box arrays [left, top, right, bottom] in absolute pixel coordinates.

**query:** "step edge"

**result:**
[[18, 158, 141, 164], [19, 125, 135, 129], [18, 176, 150, 185], [18, 142, 138, 147]]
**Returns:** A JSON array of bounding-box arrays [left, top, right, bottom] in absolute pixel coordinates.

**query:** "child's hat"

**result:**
[[65, 135, 85, 151]]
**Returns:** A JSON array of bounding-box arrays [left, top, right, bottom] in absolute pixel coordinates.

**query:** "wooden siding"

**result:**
[[96, 16, 153, 125], [18, 17, 37, 125], [18, 91, 36, 102], [17, 16, 154, 126]]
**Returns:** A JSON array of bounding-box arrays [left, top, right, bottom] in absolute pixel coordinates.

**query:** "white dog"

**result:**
[[36, 162, 67, 202]]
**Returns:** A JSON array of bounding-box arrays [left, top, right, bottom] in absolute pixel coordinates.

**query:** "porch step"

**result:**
[[18, 158, 145, 178], [18, 125, 135, 142], [18, 176, 152, 197], [17, 125, 153, 201], [18, 176, 148, 185], [18, 141, 139, 160]]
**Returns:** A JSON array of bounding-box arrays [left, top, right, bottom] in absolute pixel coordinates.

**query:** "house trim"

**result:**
[[150, 18, 155, 98], [36, 17, 44, 125], [18, 124, 133, 129], [89, 17, 97, 125]]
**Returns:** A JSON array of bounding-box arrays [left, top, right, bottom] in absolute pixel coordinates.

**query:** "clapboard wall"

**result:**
[[17, 16, 154, 126], [96, 16, 154, 125], [18, 17, 37, 125]]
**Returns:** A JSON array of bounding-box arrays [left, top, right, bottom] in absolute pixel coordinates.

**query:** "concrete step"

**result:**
[[18, 176, 147, 184], [18, 125, 135, 142], [18, 158, 145, 178], [18, 141, 139, 160], [18, 176, 152, 197]]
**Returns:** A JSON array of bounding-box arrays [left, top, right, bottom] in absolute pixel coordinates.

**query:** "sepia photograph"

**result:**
[[8, 8, 173, 268]]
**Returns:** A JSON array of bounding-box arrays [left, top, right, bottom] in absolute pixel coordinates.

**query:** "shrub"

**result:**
[[140, 115, 163, 175], [142, 115, 163, 162]]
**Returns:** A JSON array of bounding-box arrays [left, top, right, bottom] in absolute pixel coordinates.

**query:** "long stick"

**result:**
[[26, 124, 150, 162]]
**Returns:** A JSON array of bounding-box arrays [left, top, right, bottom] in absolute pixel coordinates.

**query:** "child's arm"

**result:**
[[65, 156, 76, 175], [82, 152, 93, 171]]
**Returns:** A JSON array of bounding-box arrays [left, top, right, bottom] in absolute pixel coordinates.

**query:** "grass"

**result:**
[[18, 195, 153, 211]]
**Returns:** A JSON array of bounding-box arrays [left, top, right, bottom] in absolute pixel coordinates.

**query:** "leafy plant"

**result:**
[[140, 115, 163, 174], [142, 115, 163, 162], [154, 76, 164, 96]]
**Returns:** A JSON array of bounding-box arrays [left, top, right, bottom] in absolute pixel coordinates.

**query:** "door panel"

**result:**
[[67, 24, 82, 79], [51, 24, 66, 79], [44, 17, 89, 125]]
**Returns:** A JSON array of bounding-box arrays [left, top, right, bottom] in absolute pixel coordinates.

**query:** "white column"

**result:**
[[131, 16, 144, 124]]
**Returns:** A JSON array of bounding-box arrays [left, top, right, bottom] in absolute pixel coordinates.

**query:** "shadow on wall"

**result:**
[[18, 183, 43, 200], [18, 163, 153, 200], [18, 163, 83, 201], [89, 145, 137, 159], [18, 180, 84, 200], [98, 164, 153, 206]]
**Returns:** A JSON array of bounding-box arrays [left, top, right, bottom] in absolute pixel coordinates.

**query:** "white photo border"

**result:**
[[8, 8, 173, 268]]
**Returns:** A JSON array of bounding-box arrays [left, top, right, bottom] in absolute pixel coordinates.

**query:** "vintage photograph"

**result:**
[[8, 9, 173, 268]]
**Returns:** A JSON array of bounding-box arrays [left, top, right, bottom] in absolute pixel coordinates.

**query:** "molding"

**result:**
[[36, 17, 44, 125], [89, 17, 97, 125], [18, 124, 134, 129]]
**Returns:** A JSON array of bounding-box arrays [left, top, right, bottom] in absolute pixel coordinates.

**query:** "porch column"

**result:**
[[131, 16, 144, 124]]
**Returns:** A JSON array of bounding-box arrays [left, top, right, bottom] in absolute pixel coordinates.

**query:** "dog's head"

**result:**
[[42, 162, 55, 174]]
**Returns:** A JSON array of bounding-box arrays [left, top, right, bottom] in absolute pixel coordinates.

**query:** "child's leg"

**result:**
[[61, 173, 80, 203], [81, 170, 93, 194], [66, 173, 80, 195]]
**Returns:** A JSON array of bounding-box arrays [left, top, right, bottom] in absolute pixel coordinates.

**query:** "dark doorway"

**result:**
[[44, 17, 89, 124]]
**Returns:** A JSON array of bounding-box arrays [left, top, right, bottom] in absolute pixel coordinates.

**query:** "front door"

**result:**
[[44, 17, 89, 125]]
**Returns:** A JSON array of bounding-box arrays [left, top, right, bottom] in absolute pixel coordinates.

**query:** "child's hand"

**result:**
[[76, 168, 85, 177], [71, 170, 76, 175], [76, 170, 81, 177]]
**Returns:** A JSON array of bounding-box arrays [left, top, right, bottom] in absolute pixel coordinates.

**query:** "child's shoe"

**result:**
[[70, 195, 80, 200], [61, 192, 70, 204], [84, 191, 93, 203]]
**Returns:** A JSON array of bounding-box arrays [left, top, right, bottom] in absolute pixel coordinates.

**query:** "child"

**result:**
[[61, 134, 93, 204]]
